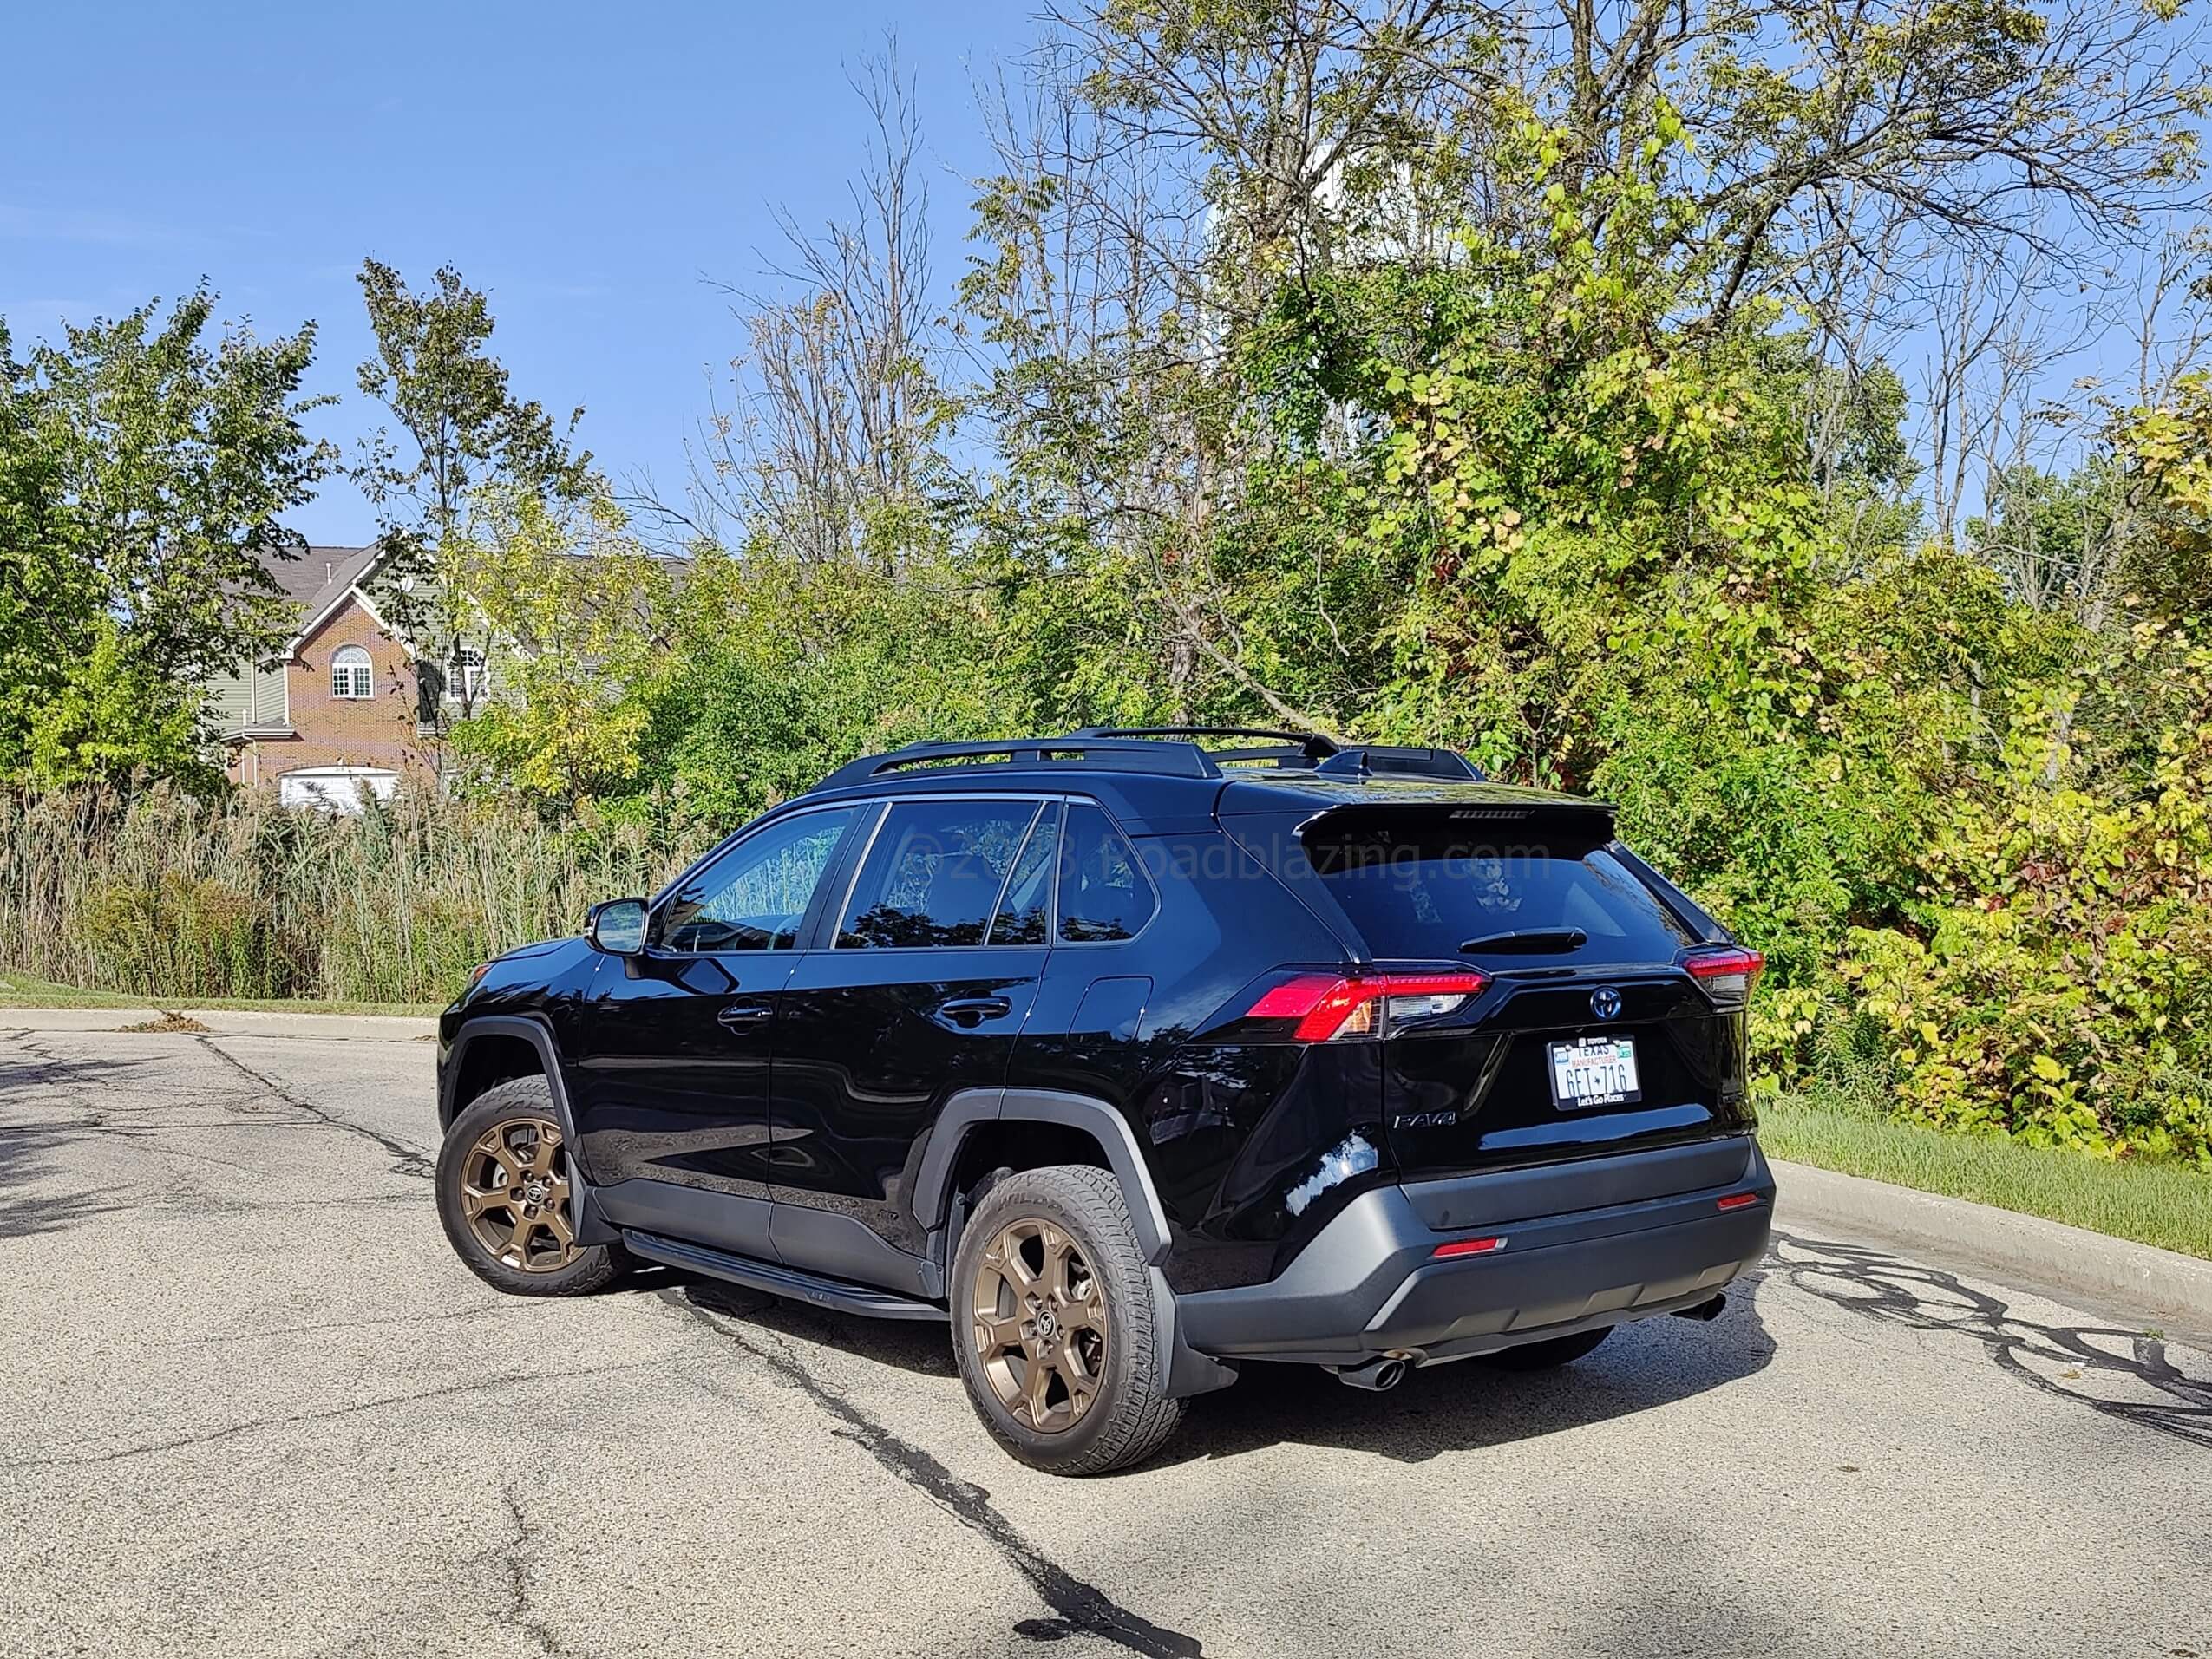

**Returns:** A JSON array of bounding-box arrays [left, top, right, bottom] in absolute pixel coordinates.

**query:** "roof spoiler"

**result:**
[[1295, 796, 1618, 860], [1312, 746, 1484, 781]]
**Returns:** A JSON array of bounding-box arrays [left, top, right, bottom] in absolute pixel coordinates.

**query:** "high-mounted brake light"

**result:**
[[1684, 947, 1764, 1008], [1247, 970, 1490, 1042]]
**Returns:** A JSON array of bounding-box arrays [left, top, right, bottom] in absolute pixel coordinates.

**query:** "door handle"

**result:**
[[934, 995, 1013, 1029], [717, 1002, 774, 1028]]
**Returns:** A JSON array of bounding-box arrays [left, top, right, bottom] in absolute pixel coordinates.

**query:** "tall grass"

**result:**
[[0, 786, 704, 1004]]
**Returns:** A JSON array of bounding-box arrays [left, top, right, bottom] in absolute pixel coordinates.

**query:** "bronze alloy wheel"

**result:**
[[969, 1217, 1109, 1434], [457, 1115, 579, 1273]]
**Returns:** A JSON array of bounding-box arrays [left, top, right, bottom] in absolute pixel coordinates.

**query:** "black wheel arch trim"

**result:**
[[438, 1016, 612, 1240], [911, 1086, 1175, 1265], [914, 1092, 1236, 1399], [440, 1015, 576, 1129]]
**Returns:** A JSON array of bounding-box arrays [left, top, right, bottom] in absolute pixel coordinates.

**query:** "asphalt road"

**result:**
[[2, 1025, 2207, 1659]]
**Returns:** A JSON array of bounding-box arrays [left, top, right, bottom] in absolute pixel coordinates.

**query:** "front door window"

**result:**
[[662, 807, 860, 953]]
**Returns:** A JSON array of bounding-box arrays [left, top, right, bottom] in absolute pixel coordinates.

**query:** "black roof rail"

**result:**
[[1069, 725, 1340, 762], [1312, 745, 1486, 781], [1207, 743, 1322, 769], [820, 735, 1220, 792], [815, 730, 1486, 794]]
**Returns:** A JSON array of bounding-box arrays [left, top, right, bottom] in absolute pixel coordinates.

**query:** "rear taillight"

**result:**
[[1684, 947, 1764, 1009], [1246, 970, 1490, 1042]]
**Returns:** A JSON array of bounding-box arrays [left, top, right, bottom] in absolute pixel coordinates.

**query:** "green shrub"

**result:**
[[1823, 632, 2212, 1167]]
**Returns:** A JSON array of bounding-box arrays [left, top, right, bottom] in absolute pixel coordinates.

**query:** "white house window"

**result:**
[[444, 648, 488, 704], [330, 645, 373, 700]]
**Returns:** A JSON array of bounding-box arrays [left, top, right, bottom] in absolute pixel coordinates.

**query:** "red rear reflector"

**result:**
[[1432, 1236, 1507, 1258], [1716, 1192, 1760, 1212], [1246, 971, 1490, 1042]]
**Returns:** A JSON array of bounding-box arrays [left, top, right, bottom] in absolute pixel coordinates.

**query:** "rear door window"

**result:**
[[836, 799, 1042, 949], [1306, 825, 1692, 964]]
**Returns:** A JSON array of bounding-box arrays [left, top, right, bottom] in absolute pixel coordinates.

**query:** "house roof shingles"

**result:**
[[260, 544, 380, 631]]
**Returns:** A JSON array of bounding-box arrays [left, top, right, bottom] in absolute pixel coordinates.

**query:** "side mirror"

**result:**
[[586, 898, 650, 957]]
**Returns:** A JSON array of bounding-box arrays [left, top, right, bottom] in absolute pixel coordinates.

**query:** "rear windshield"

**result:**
[[1305, 828, 1693, 964]]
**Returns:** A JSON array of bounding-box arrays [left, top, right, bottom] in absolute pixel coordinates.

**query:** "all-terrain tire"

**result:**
[[436, 1076, 627, 1297], [1479, 1325, 1613, 1370], [951, 1164, 1186, 1475]]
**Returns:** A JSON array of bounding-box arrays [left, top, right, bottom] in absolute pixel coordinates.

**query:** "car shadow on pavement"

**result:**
[[641, 1266, 1776, 1466], [633, 1271, 962, 1378], [1159, 1279, 1778, 1467]]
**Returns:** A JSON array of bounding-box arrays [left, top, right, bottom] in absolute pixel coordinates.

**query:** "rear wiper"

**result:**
[[1457, 927, 1587, 954]]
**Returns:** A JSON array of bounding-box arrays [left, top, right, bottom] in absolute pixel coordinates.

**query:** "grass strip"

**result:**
[[1761, 1093, 2212, 1262], [0, 970, 441, 1019]]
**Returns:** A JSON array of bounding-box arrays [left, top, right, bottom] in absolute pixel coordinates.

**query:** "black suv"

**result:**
[[434, 728, 1775, 1473]]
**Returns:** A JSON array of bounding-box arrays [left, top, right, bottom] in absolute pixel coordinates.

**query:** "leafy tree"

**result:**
[[2117, 369, 2212, 617], [0, 294, 334, 787], [425, 0, 2211, 1163], [353, 260, 596, 721]]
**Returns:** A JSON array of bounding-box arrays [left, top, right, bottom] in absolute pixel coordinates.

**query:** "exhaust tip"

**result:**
[[1672, 1293, 1727, 1322], [1335, 1356, 1408, 1392]]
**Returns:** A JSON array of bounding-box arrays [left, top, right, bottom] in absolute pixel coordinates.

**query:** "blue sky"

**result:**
[[1, 0, 1037, 544]]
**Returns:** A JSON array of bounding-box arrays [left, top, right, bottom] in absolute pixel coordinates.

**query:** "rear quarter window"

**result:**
[[1057, 804, 1156, 943]]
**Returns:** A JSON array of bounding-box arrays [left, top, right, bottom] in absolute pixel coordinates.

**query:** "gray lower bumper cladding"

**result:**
[[1175, 1138, 1777, 1367]]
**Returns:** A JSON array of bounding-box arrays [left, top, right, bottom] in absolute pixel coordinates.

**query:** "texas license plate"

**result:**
[[1548, 1036, 1640, 1109]]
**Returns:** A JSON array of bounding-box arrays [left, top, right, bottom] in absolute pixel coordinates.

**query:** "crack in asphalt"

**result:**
[[655, 1284, 1204, 1658], [1770, 1230, 2212, 1448], [487, 1486, 592, 1659], [171, 1300, 518, 1348], [2, 1360, 658, 1471], [191, 1035, 435, 1179]]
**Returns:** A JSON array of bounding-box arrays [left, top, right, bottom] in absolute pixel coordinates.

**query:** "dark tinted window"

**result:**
[[1057, 805, 1155, 943], [1307, 831, 1692, 964], [989, 803, 1059, 944], [661, 807, 858, 953], [837, 800, 1039, 949]]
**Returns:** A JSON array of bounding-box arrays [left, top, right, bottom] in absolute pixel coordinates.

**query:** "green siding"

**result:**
[[206, 662, 290, 732]]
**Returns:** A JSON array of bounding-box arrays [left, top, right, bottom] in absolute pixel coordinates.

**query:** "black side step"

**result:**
[[621, 1229, 947, 1323]]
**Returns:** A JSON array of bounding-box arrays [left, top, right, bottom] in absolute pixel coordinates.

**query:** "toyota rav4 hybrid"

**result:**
[[434, 728, 1776, 1473]]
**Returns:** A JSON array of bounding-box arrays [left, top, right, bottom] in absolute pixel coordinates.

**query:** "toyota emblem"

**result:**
[[1590, 987, 1623, 1022]]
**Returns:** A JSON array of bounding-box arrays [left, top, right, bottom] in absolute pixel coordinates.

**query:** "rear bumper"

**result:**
[[1175, 1136, 1775, 1366]]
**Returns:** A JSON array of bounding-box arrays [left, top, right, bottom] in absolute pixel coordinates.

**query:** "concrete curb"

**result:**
[[1, 1006, 168, 1031], [189, 1009, 438, 1042], [1771, 1155, 2212, 1338], [1, 1005, 436, 1042]]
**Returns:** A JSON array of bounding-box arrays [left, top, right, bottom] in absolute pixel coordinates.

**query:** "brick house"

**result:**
[[208, 545, 456, 808]]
